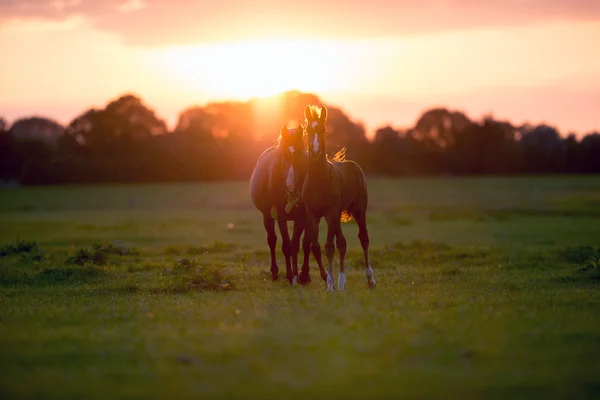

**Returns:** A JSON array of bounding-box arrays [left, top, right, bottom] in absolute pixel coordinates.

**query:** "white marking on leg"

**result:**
[[313, 135, 319, 154], [365, 264, 376, 288], [338, 272, 346, 290], [285, 165, 295, 192], [292, 276, 298, 286], [326, 273, 334, 292]]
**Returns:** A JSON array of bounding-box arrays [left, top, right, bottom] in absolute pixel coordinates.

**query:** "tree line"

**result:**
[[1, 91, 599, 185]]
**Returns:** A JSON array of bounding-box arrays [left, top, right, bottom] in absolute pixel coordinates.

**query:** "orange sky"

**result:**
[[1, 0, 599, 136]]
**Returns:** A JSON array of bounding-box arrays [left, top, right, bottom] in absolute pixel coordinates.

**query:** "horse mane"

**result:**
[[327, 147, 347, 162], [306, 105, 324, 121], [276, 132, 284, 147]]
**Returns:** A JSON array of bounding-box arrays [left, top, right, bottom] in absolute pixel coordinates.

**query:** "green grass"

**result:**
[[1, 176, 600, 399]]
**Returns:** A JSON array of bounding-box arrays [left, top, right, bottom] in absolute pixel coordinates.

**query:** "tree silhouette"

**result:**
[[413, 108, 471, 148], [519, 124, 565, 173], [64, 94, 167, 156], [578, 132, 600, 173], [2, 92, 599, 185], [451, 117, 519, 174], [9, 116, 64, 147], [0, 117, 7, 133]]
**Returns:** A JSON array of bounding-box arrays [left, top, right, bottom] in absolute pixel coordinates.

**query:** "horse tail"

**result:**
[[341, 209, 353, 223]]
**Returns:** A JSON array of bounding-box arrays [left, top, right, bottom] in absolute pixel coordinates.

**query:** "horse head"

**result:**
[[303, 105, 328, 159], [278, 124, 305, 201]]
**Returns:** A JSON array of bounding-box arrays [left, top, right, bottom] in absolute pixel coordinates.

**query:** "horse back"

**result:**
[[332, 160, 368, 210], [249, 147, 281, 212]]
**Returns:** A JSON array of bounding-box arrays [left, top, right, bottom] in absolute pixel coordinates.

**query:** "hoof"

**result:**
[[326, 274, 334, 292], [298, 273, 311, 285], [367, 278, 376, 289], [271, 274, 279, 282]]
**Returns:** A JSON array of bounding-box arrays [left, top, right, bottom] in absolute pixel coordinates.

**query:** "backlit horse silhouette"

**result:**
[[300, 105, 375, 291], [249, 125, 310, 284]]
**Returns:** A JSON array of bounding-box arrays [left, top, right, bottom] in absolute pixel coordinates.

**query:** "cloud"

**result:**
[[1, 0, 600, 46], [0, 0, 131, 20]]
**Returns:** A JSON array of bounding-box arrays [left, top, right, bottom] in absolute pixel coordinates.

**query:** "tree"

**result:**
[[174, 106, 217, 142], [9, 116, 64, 147], [64, 94, 167, 156], [413, 108, 471, 148], [578, 132, 600, 173], [0, 117, 16, 181], [519, 124, 565, 173], [451, 117, 519, 174], [372, 126, 400, 175]]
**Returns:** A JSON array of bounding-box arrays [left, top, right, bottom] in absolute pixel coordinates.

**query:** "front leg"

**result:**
[[276, 214, 293, 284], [306, 211, 327, 284], [298, 230, 311, 285], [290, 218, 305, 286], [263, 213, 278, 281]]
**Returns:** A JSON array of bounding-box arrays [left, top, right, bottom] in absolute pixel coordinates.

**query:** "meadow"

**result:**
[[1, 176, 599, 399]]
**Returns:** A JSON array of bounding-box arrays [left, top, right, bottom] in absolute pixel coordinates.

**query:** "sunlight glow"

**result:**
[[151, 40, 355, 99]]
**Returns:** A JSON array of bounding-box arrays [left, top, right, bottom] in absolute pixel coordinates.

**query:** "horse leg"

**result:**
[[299, 229, 312, 285], [354, 208, 376, 288], [335, 220, 347, 291], [324, 213, 338, 292], [307, 212, 328, 285], [290, 218, 304, 286], [276, 216, 293, 284], [263, 213, 279, 281]]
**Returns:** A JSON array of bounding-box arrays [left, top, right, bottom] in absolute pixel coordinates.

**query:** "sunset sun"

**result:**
[[152, 39, 349, 100]]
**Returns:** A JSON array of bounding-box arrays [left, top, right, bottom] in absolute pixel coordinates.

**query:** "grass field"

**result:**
[[1, 176, 599, 399]]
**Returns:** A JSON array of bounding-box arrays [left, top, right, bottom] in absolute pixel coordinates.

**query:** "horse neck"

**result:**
[[306, 152, 332, 183]]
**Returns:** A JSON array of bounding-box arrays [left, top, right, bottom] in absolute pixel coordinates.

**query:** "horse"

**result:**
[[249, 124, 311, 285], [300, 105, 376, 291]]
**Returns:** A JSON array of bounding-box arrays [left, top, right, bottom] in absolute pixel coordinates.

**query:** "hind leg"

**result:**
[[263, 213, 279, 281], [354, 208, 376, 288], [336, 222, 347, 291], [323, 212, 338, 292]]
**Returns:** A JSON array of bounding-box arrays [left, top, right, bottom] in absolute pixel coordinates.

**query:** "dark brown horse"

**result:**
[[249, 125, 311, 285], [300, 105, 375, 291]]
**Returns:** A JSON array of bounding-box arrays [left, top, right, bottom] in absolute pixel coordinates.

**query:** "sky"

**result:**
[[1, 0, 599, 136]]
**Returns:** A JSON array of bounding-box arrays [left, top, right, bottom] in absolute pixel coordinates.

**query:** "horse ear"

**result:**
[[320, 105, 328, 122], [280, 125, 288, 136], [304, 105, 312, 121]]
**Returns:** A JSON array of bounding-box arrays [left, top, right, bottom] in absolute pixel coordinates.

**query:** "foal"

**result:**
[[301, 105, 376, 291], [249, 125, 310, 284]]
